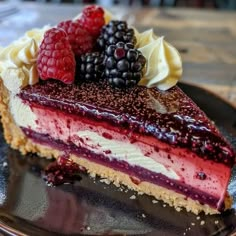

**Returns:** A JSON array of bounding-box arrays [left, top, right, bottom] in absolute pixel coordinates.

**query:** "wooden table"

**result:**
[[0, 3, 236, 108]]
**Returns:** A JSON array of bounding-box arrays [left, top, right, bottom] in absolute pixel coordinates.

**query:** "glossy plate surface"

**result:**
[[0, 83, 235, 236]]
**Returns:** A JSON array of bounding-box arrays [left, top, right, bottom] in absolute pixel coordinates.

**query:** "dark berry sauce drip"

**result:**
[[42, 154, 82, 186], [19, 80, 235, 167]]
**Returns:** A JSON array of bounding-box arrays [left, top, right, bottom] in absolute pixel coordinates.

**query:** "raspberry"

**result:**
[[37, 28, 75, 84], [105, 42, 146, 88], [79, 5, 105, 38], [57, 20, 93, 58]]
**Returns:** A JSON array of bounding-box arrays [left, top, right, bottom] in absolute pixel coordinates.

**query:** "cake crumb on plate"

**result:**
[[200, 220, 205, 225], [130, 195, 136, 200], [152, 200, 158, 204]]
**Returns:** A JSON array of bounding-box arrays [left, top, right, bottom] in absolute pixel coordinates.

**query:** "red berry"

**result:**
[[79, 5, 105, 37], [57, 20, 93, 58], [37, 28, 75, 84]]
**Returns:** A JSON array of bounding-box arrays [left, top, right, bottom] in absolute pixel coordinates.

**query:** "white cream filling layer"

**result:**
[[9, 94, 37, 130], [71, 131, 179, 180]]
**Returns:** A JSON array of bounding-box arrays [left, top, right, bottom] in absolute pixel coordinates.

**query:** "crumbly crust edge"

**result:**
[[0, 80, 232, 215]]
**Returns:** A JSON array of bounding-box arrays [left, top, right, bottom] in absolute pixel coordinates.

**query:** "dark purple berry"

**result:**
[[122, 72, 132, 79], [77, 52, 104, 81], [131, 62, 143, 72], [114, 48, 126, 59], [127, 49, 138, 61], [138, 54, 146, 66], [106, 45, 116, 56], [124, 42, 134, 50], [104, 42, 146, 88], [106, 57, 116, 69], [117, 59, 129, 72], [97, 20, 136, 50], [115, 31, 124, 39], [110, 69, 121, 77]]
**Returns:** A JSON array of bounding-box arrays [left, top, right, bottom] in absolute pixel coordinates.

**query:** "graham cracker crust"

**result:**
[[0, 80, 232, 215]]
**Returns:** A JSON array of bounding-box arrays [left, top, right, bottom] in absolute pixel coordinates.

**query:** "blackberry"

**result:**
[[105, 42, 146, 88], [78, 52, 104, 81], [97, 20, 136, 50]]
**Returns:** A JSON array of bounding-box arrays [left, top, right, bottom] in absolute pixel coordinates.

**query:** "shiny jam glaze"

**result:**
[[19, 80, 235, 166]]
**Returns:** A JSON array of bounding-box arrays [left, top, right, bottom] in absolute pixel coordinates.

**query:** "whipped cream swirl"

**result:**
[[0, 26, 49, 93], [136, 29, 182, 91]]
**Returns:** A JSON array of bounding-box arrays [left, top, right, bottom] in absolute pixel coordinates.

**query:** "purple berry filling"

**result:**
[[22, 127, 225, 211]]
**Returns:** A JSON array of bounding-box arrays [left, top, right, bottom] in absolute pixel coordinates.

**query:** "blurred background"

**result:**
[[0, 0, 236, 9], [74, 0, 236, 9]]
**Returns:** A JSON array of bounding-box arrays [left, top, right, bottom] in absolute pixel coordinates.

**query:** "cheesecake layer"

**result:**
[[10, 93, 231, 211], [0, 81, 233, 214]]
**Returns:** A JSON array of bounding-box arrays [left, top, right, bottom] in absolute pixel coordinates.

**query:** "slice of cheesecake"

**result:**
[[0, 5, 235, 215], [0, 78, 235, 215]]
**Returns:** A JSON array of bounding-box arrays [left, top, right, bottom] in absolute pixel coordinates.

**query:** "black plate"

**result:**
[[0, 83, 235, 236]]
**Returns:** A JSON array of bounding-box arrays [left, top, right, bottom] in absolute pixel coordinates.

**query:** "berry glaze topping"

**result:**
[[19, 79, 235, 167]]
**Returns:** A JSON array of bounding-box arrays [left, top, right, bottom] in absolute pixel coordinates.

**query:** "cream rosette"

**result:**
[[0, 26, 49, 93], [135, 29, 182, 90]]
